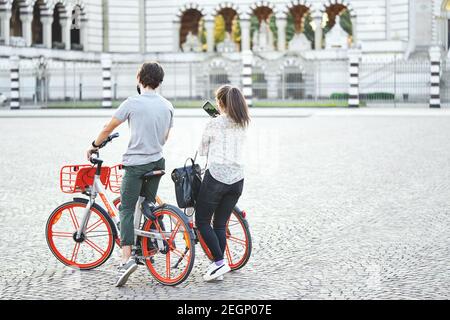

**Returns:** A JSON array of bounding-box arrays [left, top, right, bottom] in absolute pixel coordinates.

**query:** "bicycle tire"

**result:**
[[46, 200, 116, 270]]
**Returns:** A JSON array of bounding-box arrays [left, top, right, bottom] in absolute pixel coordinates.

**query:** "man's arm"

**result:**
[[86, 117, 123, 160], [94, 117, 123, 146]]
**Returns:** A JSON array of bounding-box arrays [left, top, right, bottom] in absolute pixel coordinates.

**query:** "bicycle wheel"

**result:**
[[46, 200, 115, 270], [198, 209, 252, 271], [141, 207, 195, 286]]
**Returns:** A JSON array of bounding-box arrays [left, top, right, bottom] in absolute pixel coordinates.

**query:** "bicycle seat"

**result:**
[[141, 170, 165, 179]]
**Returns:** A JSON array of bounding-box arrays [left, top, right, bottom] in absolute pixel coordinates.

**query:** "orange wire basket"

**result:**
[[109, 164, 124, 194], [60, 165, 111, 194]]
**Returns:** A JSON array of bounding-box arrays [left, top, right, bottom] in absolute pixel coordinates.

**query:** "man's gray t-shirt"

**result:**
[[113, 91, 174, 166]]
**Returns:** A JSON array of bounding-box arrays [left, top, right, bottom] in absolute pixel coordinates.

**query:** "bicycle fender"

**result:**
[[73, 197, 119, 238], [154, 203, 196, 241], [233, 206, 250, 229]]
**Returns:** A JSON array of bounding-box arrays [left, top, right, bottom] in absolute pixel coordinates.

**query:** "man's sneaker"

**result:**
[[115, 258, 138, 287], [213, 275, 224, 281], [203, 262, 230, 282]]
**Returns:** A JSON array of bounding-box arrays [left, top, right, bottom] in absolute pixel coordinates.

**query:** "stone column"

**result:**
[[266, 73, 279, 99], [80, 19, 88, 51], [10, 56, 20, 109], [240, 18, 251, 52], [205, 17, 215, 53], [242, 50, 253, 107], [61, 17, 71, 50], [313, 14, 322, 50], [21, 13, 33, 46], [102, 54, 112, 108], [173, 20, 180, 52], [42, 16, 53, 49], [0, 10, 11, 45], [348, 49, 362, 108], [350, 16, 357, 47], [277, 17, 287, 52], [429, 46, 442, 108]]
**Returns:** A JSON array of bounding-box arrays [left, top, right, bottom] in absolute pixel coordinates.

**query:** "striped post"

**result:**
[[348, 50, 361, 108], [101, 54, 112, 108], [10, 56, 20, 110], [242, 50, 253, 108], [429, 46, 441, 108]]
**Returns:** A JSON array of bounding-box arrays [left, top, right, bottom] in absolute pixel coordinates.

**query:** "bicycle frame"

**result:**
[[75, 173, 172, 246]]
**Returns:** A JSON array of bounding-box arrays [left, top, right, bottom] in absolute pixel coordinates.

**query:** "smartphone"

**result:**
[[202, 101, 220, 117]]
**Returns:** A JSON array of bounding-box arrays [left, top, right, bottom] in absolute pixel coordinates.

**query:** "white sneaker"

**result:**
[[203, 262, 230, 282], [214, 275, 224, 281]]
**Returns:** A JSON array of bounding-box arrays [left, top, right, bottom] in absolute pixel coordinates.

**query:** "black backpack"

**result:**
[[171, 158, 202, 208]]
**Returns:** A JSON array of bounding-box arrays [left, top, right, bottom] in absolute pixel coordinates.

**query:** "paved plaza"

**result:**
[[0, 108, 449, 300]]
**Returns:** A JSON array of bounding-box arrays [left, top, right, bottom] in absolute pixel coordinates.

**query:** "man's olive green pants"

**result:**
[[119, 157, 165, 246]]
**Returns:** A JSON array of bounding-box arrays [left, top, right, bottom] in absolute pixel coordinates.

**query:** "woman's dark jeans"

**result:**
[[195, 170, 244, 262]]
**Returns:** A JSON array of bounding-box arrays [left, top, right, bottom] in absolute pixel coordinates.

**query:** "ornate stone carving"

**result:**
[[252, 20, 274, 52], [182, 31, 202, 52], [325, 16, 349, 49]]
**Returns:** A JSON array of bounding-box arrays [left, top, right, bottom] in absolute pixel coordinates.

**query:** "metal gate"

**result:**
[[359, 58, 430, 107]]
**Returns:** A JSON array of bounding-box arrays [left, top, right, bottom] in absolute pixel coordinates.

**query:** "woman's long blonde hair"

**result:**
[[215, 85, 250, 128]]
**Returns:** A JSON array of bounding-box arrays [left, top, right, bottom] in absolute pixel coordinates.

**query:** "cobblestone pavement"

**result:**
[[0, 111, 449, 300]]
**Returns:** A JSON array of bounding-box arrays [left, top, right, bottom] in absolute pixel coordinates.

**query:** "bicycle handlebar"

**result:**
[[98, 132, 119, 149], [89, 132, 119, 165]]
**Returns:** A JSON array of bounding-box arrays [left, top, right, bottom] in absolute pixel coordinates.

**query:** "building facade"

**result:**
[[1, 0, 450, 108]]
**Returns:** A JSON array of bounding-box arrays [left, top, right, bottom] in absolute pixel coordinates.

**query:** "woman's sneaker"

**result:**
[[115, 258, 138, 287], [203, 261, 230, 281]]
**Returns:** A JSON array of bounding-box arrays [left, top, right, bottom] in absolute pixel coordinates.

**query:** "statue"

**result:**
[[288, 33, 312, 51], [182, 31, 202, 52], [217, 32, 238, 53], [252, 20, 275, 52], [325, 16, 349, 49]]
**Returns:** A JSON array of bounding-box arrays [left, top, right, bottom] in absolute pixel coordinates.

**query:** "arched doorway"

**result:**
[[252, 66, 267, 99], [10, 0, 22, 37], [32, 0, 43, 45], [179, 9, 205, 52], [208, 66, 230, 98], [250, 5, 276, 51], [286, 4, 314, 49], [214, 7, 241, 52], [70, 5, 82, 50], [52, 2, 65, 49], [281, 65, 305, 99]]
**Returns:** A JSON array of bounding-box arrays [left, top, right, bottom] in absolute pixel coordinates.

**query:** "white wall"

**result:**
[[108, 0, 141, 52], [85, 0, 104, 52]]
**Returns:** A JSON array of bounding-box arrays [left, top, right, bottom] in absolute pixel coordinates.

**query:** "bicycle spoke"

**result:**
[[171, 247, 189, 261], [68, 207, 80, 230], [166, 252, 171, 279], [85, 239, 105, 256], [169, 221, 181, 243], [228, 235, 246, 246], [225, 245, 233, 265], [86, 219, 104, 233], [52, 231, 73, 238], [71, 243, 80, 262]]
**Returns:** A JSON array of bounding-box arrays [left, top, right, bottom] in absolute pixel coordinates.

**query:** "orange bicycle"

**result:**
[[46, 133, 251, 286]]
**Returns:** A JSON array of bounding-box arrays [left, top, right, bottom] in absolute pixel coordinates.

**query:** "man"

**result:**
[[86, 62, 174, 287]]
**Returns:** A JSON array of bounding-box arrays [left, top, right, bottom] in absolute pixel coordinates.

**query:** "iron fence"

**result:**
[[359, 58, 430, 107], [0, 56, 437, 108]]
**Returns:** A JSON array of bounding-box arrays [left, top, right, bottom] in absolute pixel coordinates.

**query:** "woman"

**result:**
[[195, 85, 250, 281]]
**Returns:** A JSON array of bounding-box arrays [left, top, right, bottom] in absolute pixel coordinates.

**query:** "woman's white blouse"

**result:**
[[198, 114, 247, 185]]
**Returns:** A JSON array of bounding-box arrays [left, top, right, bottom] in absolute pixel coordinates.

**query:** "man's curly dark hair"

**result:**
[[137, 62, 164, 89]]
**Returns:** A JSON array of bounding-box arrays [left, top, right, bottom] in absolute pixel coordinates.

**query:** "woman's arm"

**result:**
[[198, 119, 215, 156]]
